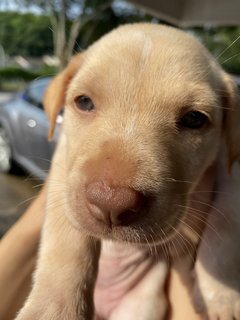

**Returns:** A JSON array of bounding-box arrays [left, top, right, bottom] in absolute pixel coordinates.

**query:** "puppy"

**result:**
[[16, 23, 240, 320]]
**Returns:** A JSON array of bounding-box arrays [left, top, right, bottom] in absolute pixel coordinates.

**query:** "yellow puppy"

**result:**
[[17, 23, 240, 320]]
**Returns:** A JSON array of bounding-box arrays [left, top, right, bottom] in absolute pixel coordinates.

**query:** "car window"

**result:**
[[23, 80, 50, 109]]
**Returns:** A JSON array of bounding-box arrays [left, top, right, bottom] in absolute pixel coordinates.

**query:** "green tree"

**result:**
[[14, 0, 113, 68], [0, 2, 155, 64], [12, 0, 158, 68], [189, 26, 240, 74], [0, 11, 53, 57], [76, 2, 156, 49]]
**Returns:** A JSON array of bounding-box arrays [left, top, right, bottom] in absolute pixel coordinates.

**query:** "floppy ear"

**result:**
[[222, 72, 240, 168], [44, 54, 83, 140]]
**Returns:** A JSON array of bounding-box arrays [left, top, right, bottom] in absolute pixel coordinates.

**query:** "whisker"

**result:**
[[154, 224, 171, 265], [177, 203, 228, 223], [221, 51, 240, 65], [169, 233, 181, 261], [133, 228, 141, 244], [216, 34, 240, 60], [165, 178, 194, 184], [170, 224, 195, 264], [183, 210, 223, 242], [74, 40, 83, 52], [16, 195, 39, 208], [149, 231, 158, 258], [33, 183, 45, 189], [176, 217, 211, 251], [141, 230, 153, 256], [177, 190, 230, 196], [155, 225, 173, 264], [189, 199, 230, 224]]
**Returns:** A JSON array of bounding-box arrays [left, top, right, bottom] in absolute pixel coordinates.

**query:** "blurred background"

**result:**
[[0, 0, 240, 236]]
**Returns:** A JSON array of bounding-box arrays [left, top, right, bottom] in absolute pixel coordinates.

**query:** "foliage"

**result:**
[[189, 26, 240, 74], [77, 4, 156, 49], [0, 66, 56, 80], [0, 65, 57, 91], [0, 11, 53, 56], [8, 0, 160, 68], [0, 1, 157, 66], [0, 2, 239, 74], [12, 0, 116, 67]]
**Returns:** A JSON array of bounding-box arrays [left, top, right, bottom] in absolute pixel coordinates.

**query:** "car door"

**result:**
[[19, 79, 56, 174]]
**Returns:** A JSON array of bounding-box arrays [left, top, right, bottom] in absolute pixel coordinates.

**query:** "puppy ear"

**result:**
[[222, 72, 240, 169], [44, 54, 83, 140]]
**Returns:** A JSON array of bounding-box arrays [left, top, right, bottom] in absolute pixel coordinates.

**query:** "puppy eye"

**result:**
[[75, 95, 95, 112], [179, 111, 208, 129]]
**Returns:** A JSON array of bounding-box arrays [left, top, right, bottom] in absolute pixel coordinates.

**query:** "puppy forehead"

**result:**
[[68, 24, 221, 115], [74, 27, 212, 86], [84, 25, 210, 72]]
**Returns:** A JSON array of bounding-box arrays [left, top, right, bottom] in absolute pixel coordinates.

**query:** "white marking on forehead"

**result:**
[[130, 30, 153, 65]]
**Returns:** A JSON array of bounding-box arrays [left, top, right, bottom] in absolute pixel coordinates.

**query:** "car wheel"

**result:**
[[0, 126, 12, 172]]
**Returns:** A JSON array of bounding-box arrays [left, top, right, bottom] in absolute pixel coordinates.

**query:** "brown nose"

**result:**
[[85, 181, 144, 226]]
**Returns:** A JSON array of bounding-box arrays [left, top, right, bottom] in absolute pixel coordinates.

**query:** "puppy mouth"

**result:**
[[65, 175, 191, 245], [68, 195, 186, 245]]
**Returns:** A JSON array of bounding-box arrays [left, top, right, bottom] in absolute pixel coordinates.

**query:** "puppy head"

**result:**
[[44, 23, 240, 244]]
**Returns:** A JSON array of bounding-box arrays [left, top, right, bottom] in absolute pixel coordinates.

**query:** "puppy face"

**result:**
[[45, 24, 240, 244]]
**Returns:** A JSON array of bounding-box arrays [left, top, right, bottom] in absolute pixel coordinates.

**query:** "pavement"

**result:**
[[0, 91, 40, 237], [0, 171, 40, 237]]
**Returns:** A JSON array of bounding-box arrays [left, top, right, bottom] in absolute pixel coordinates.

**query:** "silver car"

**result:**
[[0, 77, 61, 179]]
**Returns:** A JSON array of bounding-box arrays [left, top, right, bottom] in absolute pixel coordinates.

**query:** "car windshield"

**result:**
[[22, 77, 52, 109]]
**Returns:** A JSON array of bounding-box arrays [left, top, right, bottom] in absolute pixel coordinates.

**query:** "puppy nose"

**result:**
[[85, 181, 143, 226]]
